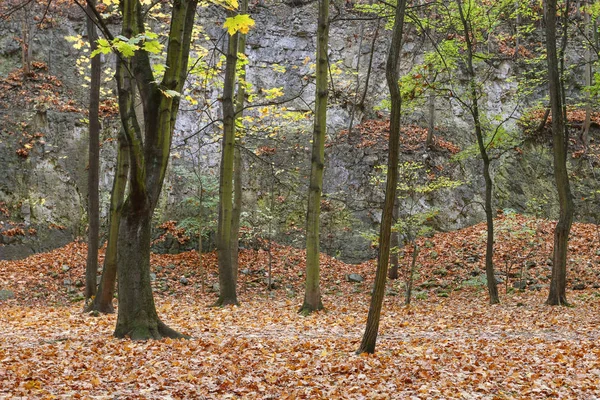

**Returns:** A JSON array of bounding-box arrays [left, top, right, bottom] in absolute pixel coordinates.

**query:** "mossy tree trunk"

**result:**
[[231, 0, 248, 285], [84, 0, 101, 304], [545, 0, 573, 306], [300, 0, 329, 316], [110, 0, 198, 339], [456, 0, 499, 305], [356, 0, 406, 355], [216, 19, 240, 307], [87, 129, 129, 314]]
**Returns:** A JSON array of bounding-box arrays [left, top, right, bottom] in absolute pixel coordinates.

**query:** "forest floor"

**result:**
[[1, 213, 600, 399]]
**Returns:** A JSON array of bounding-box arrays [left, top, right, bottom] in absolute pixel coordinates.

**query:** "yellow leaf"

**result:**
[[223, 14, 255, 36]]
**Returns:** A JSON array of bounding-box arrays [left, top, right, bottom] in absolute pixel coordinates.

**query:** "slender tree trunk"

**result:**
[[21, 16, 31, 77], [388, 201, 399, 280], [582, 4, 592, 148], [457, 0, 499, 304], [300, 0, 329, 315], [216, 26, 240, 306], [515, 0, 520, 60], [482, 158, 499, 304], [198, 183, 205, 293], [87, 129, 129, 314], [426, 92, 435, 148], [545, 0, 574, 306], [357, 0, 406, 355], [85, 0, 101, 304], [404, 243, 419, 306], [231, 0, 248, 284], [358, 20, 380, 110], [347, 20, 364, 134]]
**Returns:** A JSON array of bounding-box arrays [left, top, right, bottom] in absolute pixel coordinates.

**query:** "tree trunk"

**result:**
[[300, 0, 329, 315], [231, 146, 242, 283], [482, 158, 499, 304], [87, 130, 129, 314], [388, 201, 399, 280], [111, 0, 198, 338], [216, 26, 240, 307], [356, 0, 406, 355], [21, 17, 31, 77], [581, 5, 592, 148], [114, 202, 186, 339], [426, 92, 435, 148], [84, 0, 101, 304], [405, 243, 419, 306], [545, 0, 574, 306], [457, 0, 499, 305], [231, 0, 248, 284]]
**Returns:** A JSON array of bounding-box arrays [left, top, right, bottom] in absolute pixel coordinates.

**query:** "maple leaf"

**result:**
[[223, 14, 255, 36]]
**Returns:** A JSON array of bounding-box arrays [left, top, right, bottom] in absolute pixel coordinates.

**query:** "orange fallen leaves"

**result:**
[[0, 214, 600, 397]]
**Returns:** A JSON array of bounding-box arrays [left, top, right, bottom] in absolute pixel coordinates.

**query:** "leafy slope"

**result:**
[[1, 214, 600, 398]]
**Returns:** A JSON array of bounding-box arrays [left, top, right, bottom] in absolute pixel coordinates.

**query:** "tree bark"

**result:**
[[84, 0, 101, 304], [581, 4, 592, 148], [545, 0, 574, 306], [216, 25, 240, 307], [112, 0, 198, 339], [231, 0, 248, 284], [426, 92, 435, 148], [456, 0, 499, 304], [114, 201, 186, 339], [87, 129, 129, 314], [300, 0, 329, 315], [356, 0, 406, 355], [388, 201, 399, 280]]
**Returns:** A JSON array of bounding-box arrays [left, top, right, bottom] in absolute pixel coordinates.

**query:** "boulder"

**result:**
[[346, 273, 364, 283], [0, 289, 15, 300]]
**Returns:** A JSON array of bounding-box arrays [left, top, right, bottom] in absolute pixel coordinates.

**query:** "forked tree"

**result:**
[[90, 0, 199, 339]]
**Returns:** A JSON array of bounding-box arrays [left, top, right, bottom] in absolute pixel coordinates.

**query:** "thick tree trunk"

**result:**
[[457, 0, 499, 304], [300, 0, 329, 315], [114, 202, 186, 339], [216, 28, 240, 307], [87, 130, 129, 314], [357, 0, 406, 355], [545, 0, 574, 306], [111, 0, 198, 338], [85, 0, 101, 303]]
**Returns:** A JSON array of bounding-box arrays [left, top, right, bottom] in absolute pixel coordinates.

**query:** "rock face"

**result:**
[[0, 2, 598, 262]]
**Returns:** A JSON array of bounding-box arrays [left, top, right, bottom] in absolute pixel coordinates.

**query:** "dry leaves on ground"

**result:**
[[1, 214, 600, 398]]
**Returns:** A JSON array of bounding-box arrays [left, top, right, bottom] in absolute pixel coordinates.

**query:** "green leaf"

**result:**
[[91, 38, 112, 58], [223, 14, 255, 36], [143, 40, 163, 54], [114, 40, 139, 57]]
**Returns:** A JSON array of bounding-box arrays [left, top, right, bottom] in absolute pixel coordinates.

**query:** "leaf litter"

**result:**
[[1, 214, 600, 398]]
